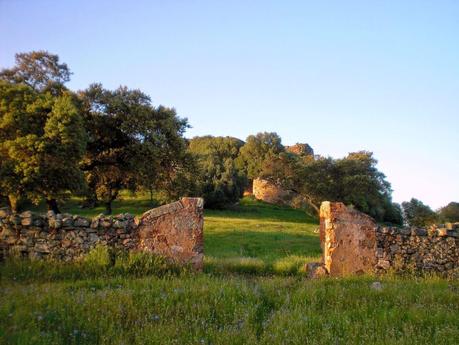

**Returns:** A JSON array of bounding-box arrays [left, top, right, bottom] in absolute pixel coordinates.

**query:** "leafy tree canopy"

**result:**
[[188, 136, 247, 209], [437, 202, 459, 223], [260, 150, 402, 224], [0, 80, 86, 212], [0, 51, 71, 94], [237, 132, 284, 180], [79, 84, 190, 213]]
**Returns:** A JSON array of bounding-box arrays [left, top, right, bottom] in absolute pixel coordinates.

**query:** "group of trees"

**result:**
[[0, 51, 191, 213], [188, 133, 458, 226], [401, 199, 459, 227], [187, 132, 402, 224], [1, 51, 457, 226]]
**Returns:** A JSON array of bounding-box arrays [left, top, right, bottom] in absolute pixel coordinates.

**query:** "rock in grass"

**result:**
[[305, 262, 328, 279], [371, 281, 383, 291]]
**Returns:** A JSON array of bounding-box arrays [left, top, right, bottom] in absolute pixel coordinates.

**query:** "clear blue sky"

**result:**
[[1, 0, 458, 209]]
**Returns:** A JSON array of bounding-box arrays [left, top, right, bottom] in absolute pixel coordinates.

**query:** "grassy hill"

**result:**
[[1, 197, 459, 344], [205, 197, 320, 274]]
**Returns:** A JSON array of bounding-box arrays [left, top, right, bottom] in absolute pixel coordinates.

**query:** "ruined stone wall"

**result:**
[[319, 201, 459, 276], [253, 178, 295, 206], [0, 197, 204, 269], [285, 143, 314, 156], [252, 178, 309, 209]]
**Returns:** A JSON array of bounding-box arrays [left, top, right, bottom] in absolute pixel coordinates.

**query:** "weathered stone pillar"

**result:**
[[137, 197, 204, 270], [320, 202, 377, 276]]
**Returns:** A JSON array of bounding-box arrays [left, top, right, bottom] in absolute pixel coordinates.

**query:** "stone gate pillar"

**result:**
[[137, 197, 204, 270], [320, 202, 377, 276]]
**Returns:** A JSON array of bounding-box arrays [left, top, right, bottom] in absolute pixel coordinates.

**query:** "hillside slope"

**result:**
[[205, 197, 320, 274]]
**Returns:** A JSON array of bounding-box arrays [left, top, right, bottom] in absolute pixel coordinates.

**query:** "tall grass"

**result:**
[[1, 265, 458, 344], [0, 248, 183, 284]]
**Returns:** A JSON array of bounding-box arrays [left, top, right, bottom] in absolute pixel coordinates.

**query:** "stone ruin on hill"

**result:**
[[0, 197, 204, 270], [285, 143, 314, 156], [249, 142, 315, 207], [252, 178, 310, 209], [311, 201, 459, 277]]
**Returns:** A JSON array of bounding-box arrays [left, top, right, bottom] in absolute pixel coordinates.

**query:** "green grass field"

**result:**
[[1, 197, 459, 344]]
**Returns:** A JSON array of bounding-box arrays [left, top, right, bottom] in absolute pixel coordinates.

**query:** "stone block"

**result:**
[[437, 228, 448, 237], [74, 217, 90, 227], [21, 217, 33, 226], [137, 197, 204, 270], [400, 228, 411, 236], [0, 207, 11, 218], [376, 259, 391, 270], [20, 211, 33, 218], [62, 217, 73, 227], [319, 202, 377, 276], [34, 243, 50, 253], [305, 262, 328, 279], [414, 228, 427, 236], [100, 218, 112, 228]]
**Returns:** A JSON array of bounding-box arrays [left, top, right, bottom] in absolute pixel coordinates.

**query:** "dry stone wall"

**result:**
[[0, 197, 204, 270], [319, 201, 459, 276]]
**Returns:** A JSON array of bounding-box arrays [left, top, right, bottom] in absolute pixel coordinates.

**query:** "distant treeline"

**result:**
[[0, 51, 457, 226]]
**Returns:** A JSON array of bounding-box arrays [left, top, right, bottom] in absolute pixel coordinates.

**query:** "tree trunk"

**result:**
[[8, 194, 19, 213], [83, 192, 98, 208], [105, 200, 112, 215], [308, 201, 320, 215], [104, 188, 119, 215], [46, 198, 61, 214], [299, 193, 320, 215]]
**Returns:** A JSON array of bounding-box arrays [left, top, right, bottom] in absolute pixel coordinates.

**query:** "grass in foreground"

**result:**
[[1, 265, 459, 345], [1, 197, 459, 344]]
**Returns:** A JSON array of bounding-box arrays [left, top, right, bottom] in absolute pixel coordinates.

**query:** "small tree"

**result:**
[[402, 198, 438, 227]]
